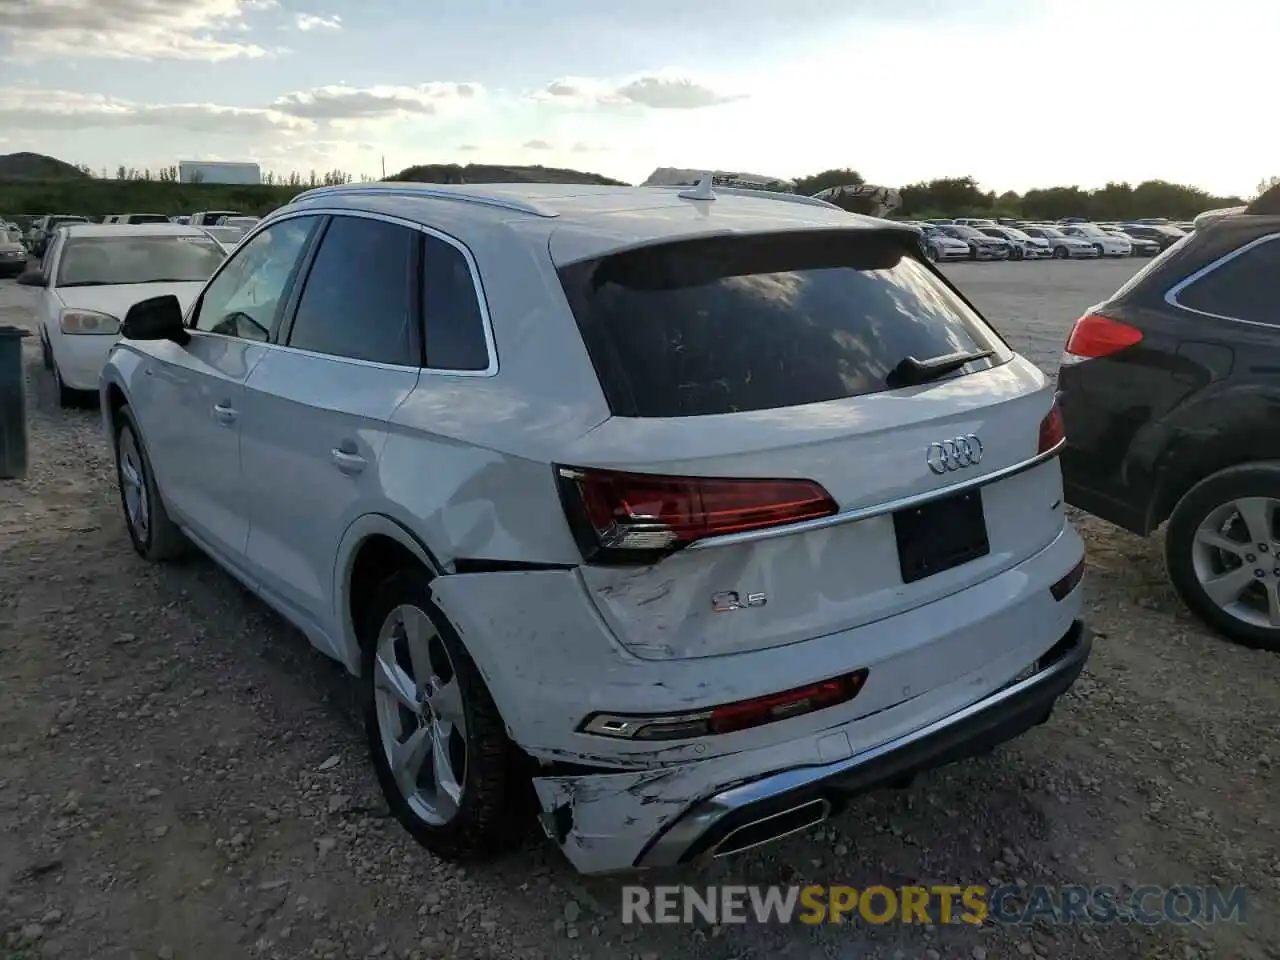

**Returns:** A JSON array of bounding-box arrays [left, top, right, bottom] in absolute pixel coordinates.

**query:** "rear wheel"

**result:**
[[1166, 463, 1280, 651], [361, 568, 523, 861], [40, 332, 52, 371], [1053, 245, 1069, 259]]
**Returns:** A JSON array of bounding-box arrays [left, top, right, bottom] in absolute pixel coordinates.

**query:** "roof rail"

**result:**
[[286, 182, 560, 218], [644, 181, 842, 211]]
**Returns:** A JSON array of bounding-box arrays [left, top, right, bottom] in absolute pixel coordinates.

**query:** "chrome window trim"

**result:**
[[687, 438, 1066, 551], [1163, 231, 1280, 330], [194, 207, 500, 377]]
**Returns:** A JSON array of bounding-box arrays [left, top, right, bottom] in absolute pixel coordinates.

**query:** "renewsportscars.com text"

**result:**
[[621, 884, 1248, 926]]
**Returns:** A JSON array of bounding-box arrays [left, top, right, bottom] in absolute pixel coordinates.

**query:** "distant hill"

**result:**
[[389, 163, 627, 186], [0, 152, 89, 180]]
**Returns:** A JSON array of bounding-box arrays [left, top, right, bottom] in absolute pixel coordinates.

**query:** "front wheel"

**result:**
[[113, 404, 187, 561], [362, 568, 523, 861], [1053, 245, 1069, 259], [1166, 463, 1280, 651]]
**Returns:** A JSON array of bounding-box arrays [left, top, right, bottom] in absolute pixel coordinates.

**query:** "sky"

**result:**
[[0, 0, 1274, 196]]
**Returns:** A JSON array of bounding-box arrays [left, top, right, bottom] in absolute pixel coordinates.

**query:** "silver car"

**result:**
[[99, 180, 1089, 875], [979, 226, 1052, 260], [1020, 226, 1100, 259]]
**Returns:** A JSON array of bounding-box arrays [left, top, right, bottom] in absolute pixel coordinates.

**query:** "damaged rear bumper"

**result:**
[[536, 619, 1090, 874]]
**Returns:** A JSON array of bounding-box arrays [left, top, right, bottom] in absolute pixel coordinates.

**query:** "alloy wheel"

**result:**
[[118, 426, 151, 544], [1191, 496, 1280, 629], [372, 604, 468, 825]]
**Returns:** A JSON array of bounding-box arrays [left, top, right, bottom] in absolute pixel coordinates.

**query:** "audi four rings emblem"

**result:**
[[926, 435, 984, 474]]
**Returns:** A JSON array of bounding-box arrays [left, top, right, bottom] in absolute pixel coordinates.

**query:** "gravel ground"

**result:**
[[2, 259, 1278, 960]]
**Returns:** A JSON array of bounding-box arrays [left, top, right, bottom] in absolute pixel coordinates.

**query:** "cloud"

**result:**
[[531, 73, 745, 110], [0, 87, 307, 136], [295, 12, 341, 31], [522, 139, 553, 151], [271, 82, 481, 120], [614, 76, 744, 110], [0, 0, 275, 61]]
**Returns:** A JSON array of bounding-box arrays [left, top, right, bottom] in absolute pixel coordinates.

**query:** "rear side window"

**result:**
[[559, 231, 1009, 418], [288, 215, 417, 365], [421, 234, 490, 371], [1171, 235, 1280, 325]]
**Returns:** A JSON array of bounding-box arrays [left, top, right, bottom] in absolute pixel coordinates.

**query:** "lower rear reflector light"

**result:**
[[1050, 558, 1085, 601], [579, 670, 870, 741]]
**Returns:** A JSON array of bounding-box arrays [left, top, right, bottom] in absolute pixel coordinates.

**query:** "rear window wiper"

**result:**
[[889, 349, 994, 388]]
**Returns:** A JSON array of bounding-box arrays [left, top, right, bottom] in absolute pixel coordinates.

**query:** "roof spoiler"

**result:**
[[1194, 205, 1248, 229]]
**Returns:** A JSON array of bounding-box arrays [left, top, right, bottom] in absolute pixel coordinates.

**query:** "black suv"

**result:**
[[1117, 223, 1186, 251], [1057, 186, 1280, 650]]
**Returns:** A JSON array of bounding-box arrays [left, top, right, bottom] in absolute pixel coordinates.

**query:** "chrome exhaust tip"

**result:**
[[709, 798, 831, 859]]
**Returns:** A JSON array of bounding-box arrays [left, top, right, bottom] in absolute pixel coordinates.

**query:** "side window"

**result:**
[[193, 216, 317, 341], [421, 234, 490, 371], [1175, 237, 1280, 325], [287, 216, 416, 365]]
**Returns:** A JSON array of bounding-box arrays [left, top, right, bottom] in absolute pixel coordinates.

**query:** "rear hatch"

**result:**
[[554, 229, 1065, 661]]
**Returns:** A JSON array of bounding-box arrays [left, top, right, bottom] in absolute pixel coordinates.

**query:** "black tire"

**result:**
[[1165, 463, 1280, 651], [361, 567, 523, 862], [1053, 245, 1069, 260], [51, 355, 79, 408], [1093, 244, 1105, 258], [40, 332, 52, 371], [112, 404, 187, 561]]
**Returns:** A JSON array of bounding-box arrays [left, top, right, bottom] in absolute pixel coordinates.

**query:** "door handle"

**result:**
[[213, 402, 238, 426], [331, 447, 367, 475]]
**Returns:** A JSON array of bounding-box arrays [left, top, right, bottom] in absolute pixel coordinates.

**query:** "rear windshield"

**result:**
[[558, 231, 1010, 418]]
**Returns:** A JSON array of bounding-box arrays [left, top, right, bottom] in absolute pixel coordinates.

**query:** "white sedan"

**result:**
[[21, 223, 226, 406], [1058, 224, 1132, 258]]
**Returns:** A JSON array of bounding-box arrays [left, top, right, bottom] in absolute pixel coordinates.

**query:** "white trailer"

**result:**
[[178, 161, 261, 185]]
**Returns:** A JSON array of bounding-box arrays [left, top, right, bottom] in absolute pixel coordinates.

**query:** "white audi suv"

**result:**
[[99, 180, 1089, 874]]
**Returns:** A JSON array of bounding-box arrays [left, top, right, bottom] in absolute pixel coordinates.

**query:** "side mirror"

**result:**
[[16, 269, 47, 288], [122, 295, 190, 345]]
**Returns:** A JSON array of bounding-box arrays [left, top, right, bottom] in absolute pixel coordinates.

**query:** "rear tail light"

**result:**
[[1038, 397, 1066, 454], [1062, 312, 1143, 363], [579, 669, 870, 740], [555, 466, 837, 564]]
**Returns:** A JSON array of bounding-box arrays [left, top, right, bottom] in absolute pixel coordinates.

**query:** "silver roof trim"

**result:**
[[287, 183, 561, 219]]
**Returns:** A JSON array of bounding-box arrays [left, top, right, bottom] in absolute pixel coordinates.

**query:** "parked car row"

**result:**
[[13, 212, 262, 257], [903, 215, 1192, 262]]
